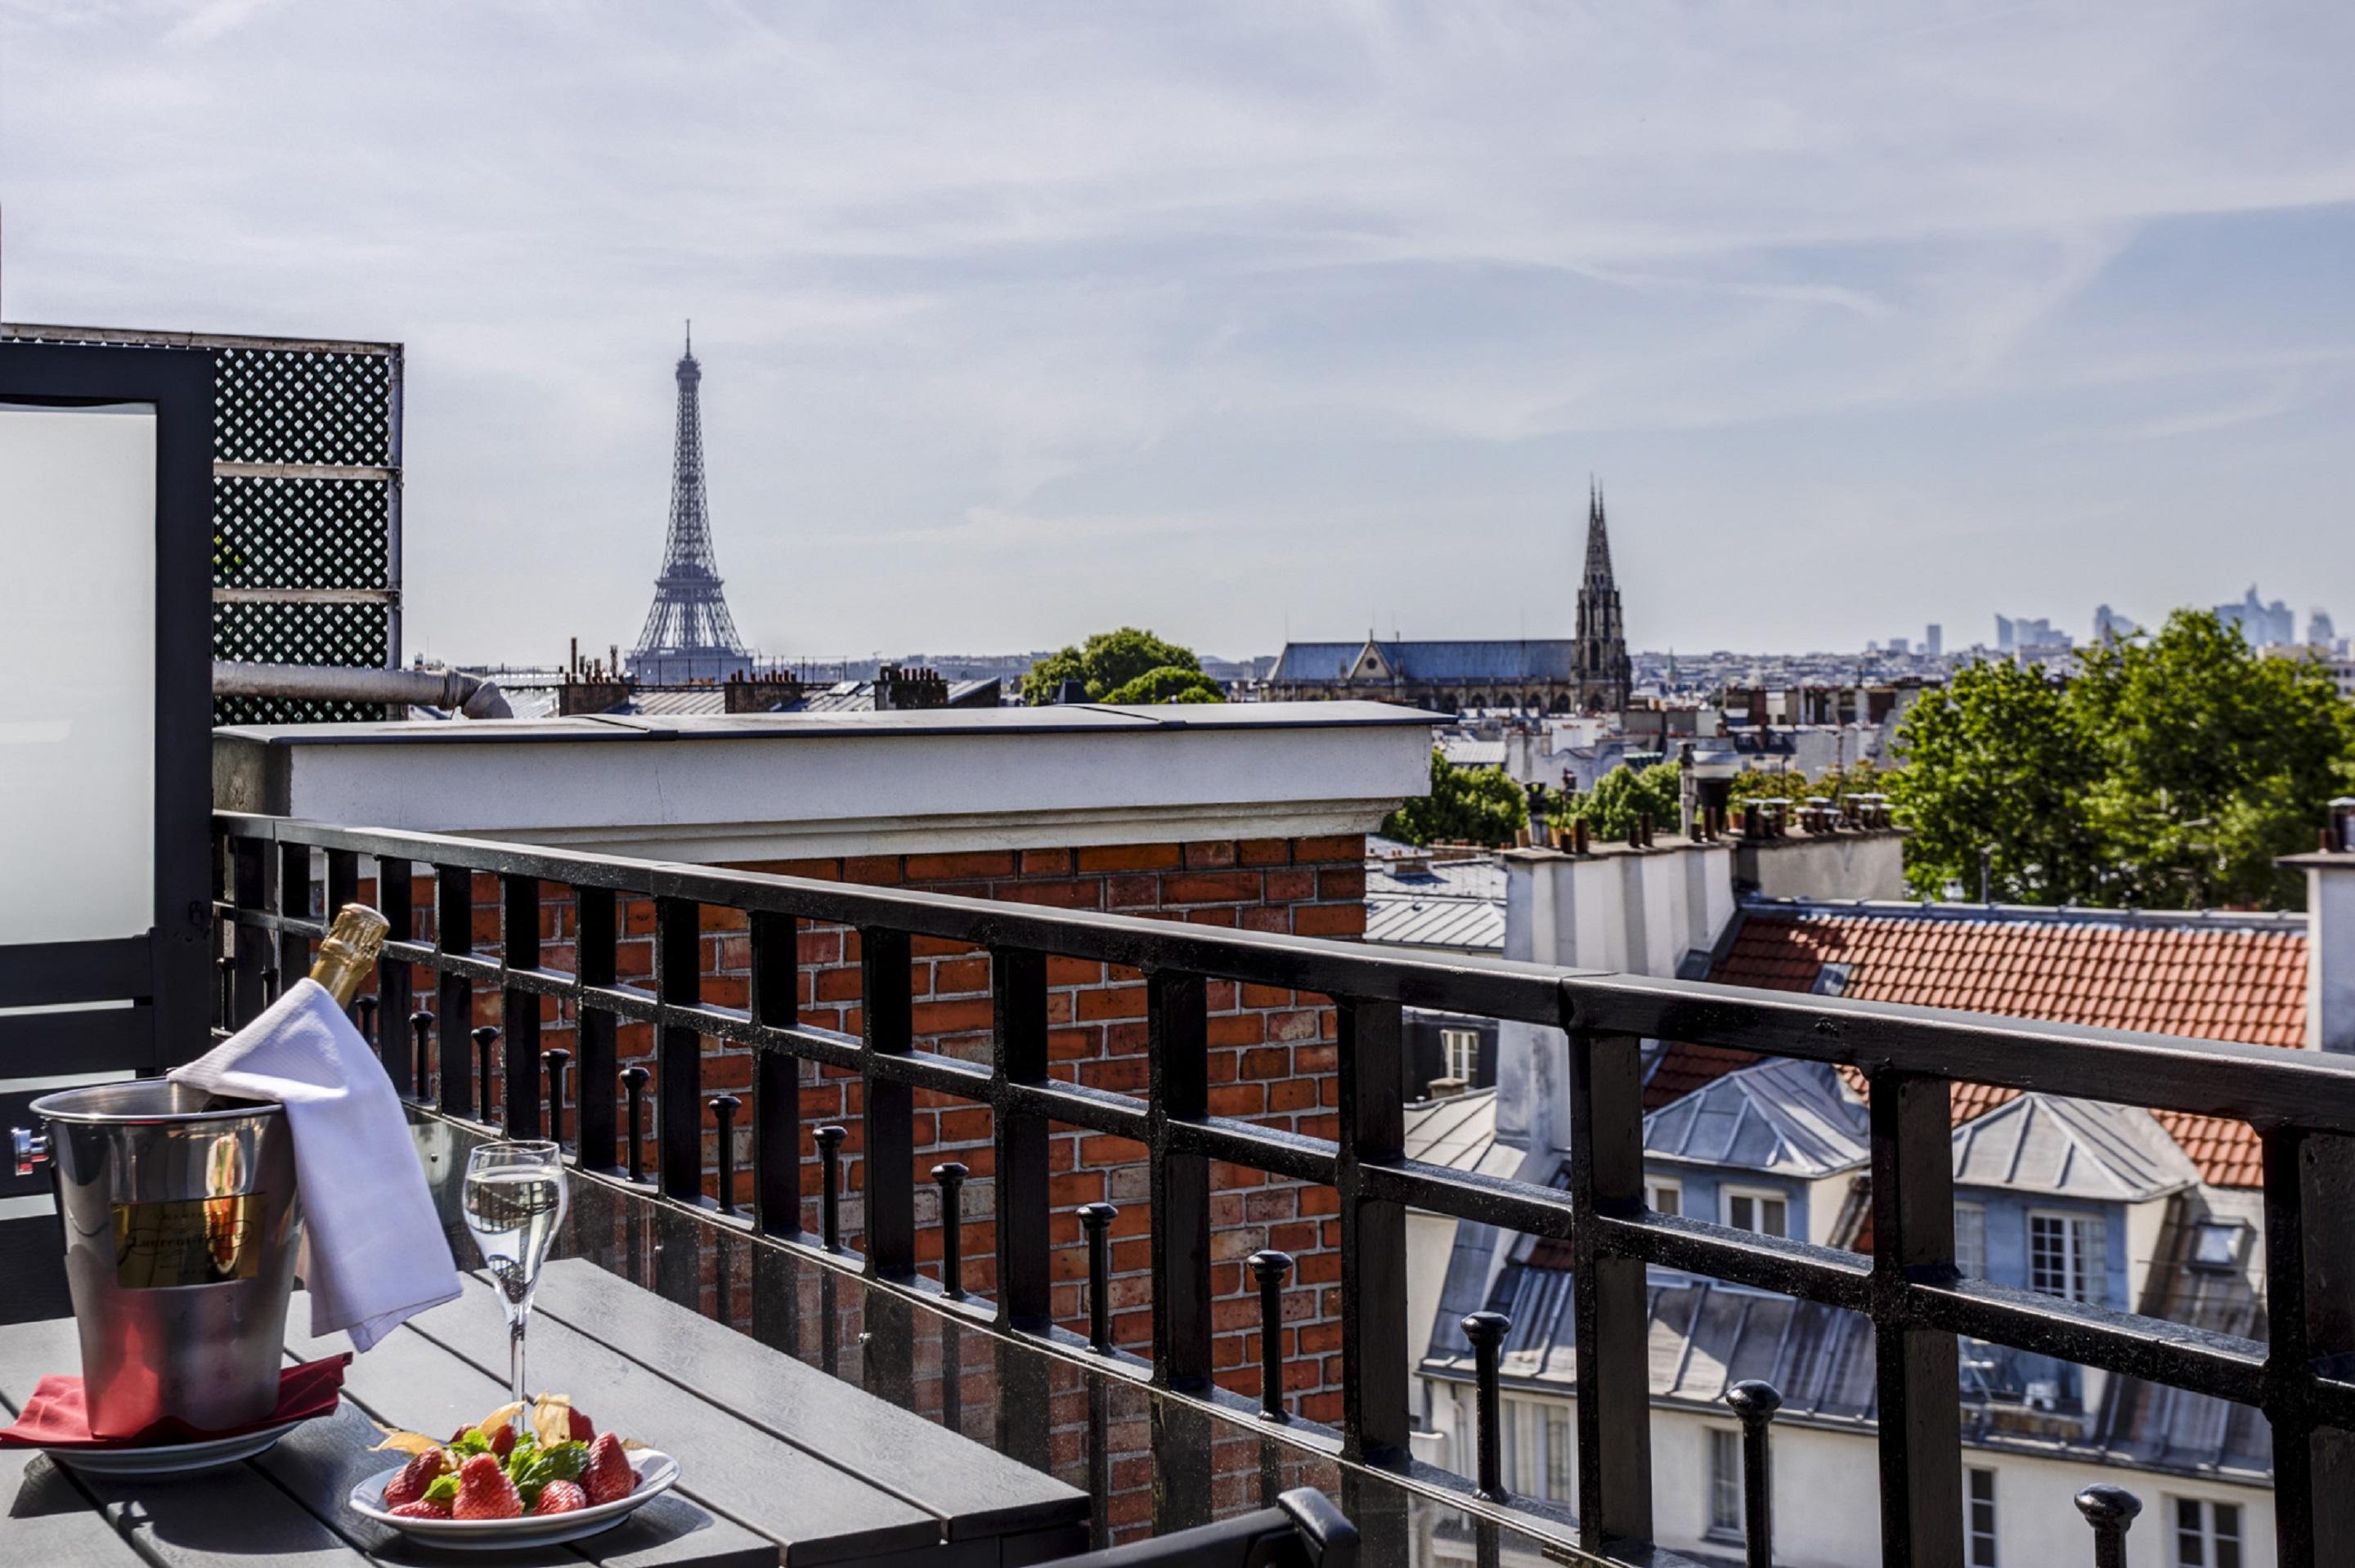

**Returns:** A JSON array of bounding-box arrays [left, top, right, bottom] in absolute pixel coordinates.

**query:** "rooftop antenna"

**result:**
[[684, 317, 692, 356]]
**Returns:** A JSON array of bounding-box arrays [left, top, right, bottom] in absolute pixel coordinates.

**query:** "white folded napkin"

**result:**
[[170, 978, 461, 1351]]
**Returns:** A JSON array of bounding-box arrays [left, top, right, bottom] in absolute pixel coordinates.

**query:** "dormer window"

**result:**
[[1723, 1187, 1788, 1239], [2189, 1220, 2251, 1271], [2029, 1211, 2105, 1304]]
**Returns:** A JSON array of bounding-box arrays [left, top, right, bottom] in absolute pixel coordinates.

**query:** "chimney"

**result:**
[[2294, 800, 2355, 1054]]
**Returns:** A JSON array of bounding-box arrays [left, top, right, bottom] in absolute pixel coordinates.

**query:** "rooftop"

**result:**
[[1643, 897, 2312, 1186]]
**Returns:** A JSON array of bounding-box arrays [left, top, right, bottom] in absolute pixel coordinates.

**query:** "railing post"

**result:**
[[574, 888, 619, 1173], [747, 911, 801, 1236], [815, 1124, 848, 1251], [1461, 1310, 1510, 1502], [991, 947, 1053, 1332], [2073, 1485, 2139, 1568], [621, 1065, 650, 1182], [1248, 1248, 1292, 1421], [354, 996, 377, 1056], [472, 1025, 500, 1125], [276, 842, 312, 990], [1725, 1380, 1783, 1568], [408, 1010, 434, 1103], [2263, 1127, 2355, 1566], [376, 857, 414, 1085], [653, 898, 702, 1201], [545, 1048, 572, 1149], [860, 927, 916, 1279], [496, 873, 538, 1134], [230, 835, 271, 1029], [1569, 1026, 1651, 1548], [1338, 996, 1408, 1463], [437, 866, 475, 1119], [1869, 1069, 1963, 1568], [932, 1162, 968, 1297], [1079, 1202, 1119, 1351], [1146, 971, 1211, 1391], [709, 1094, 740, 1213]]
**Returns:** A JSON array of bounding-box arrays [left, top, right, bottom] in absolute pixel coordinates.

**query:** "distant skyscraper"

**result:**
[[2093, 604, 2137, 644], [630, 326, 751, 683], [2216, 585, 2295, 647], [1572, 482, 1632, 713], [1995, 614, 2015, 652], [1886, 636, 1910, 656], [2308, 608, 2336, 648], [1924, 624, 1943, 657]]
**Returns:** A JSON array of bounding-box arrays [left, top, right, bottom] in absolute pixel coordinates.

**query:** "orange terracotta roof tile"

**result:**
[[1661, 910, 2311, 1189]]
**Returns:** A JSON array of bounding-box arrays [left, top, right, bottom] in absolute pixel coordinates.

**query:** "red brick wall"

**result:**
[[384, 833, 1369, 1422]]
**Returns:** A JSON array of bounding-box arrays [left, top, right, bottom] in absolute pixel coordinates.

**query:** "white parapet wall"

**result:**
[[213, 701, 1438, 862]]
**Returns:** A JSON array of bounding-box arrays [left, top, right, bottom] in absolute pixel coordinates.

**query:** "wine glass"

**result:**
[[462, 1140, 569, 1434]]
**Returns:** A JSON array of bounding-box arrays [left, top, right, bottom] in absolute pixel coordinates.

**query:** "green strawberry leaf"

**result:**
[[422, 1472, 459, 1503], [451, 1429, 491, 1458], [508, 1440, 588, 1508]]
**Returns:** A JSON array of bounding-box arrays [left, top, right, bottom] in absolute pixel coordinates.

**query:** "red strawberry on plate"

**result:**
[[382, 1448, 448, 1509], [568, 1406, 595, 1441], [488, 1423, 517, 1459], [535, 1480, 590, 1515], [581, 1431, 633, 1506], [451, 1453, 523, 1521], [391, 1499, 453, 1520]]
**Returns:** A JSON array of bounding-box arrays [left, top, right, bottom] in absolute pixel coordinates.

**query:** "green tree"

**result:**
[[1022, 628, 1204, 705], [1382, 749, 1527, 848], [1888, 658, 2106, 903], [1559, 761, 1683, 841], [1100, 665, 1226, 704], [2071, 610, 2354, 907]]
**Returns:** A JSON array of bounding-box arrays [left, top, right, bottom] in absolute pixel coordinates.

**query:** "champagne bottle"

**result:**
[[308, 903, 390, 1007]]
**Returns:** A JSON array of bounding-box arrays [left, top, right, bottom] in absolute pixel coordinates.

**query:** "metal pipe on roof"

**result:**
[[211, 661, 514, 719]]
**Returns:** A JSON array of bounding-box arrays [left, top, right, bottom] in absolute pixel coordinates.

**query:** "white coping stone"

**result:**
[[214, 701, 1438, 863]]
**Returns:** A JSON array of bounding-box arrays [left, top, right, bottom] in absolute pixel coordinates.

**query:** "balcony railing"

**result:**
[[213, 810, 2355, 1568]]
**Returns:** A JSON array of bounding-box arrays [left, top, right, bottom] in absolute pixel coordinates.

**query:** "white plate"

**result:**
[[348, 1449, 679, 1551], [49, 1419, 305, 1476]]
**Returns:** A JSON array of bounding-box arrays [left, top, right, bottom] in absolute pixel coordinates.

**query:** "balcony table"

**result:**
[[0, 1258, 1089, 1568]]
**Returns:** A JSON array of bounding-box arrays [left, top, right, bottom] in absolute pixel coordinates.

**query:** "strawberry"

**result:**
[[390, 1499, 453, 1520], [489, 1423, 517, 1459], [383, 1448, 448, 1509], [535, 1480, 590, 1515], [451, 1453, 523, 1521], [567, 1406, 595, 1441], [581, 1431, 633, 1506]]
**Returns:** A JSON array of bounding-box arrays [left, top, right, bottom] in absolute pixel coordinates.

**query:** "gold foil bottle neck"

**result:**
[[308, 903, 388, 1007]]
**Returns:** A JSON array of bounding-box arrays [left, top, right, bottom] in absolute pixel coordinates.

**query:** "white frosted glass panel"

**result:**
[[0, 404, 156, 947]]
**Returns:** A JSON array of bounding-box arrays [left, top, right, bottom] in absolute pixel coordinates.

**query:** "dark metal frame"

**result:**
[[214, 811, 2355, 1567], [0, 343, 216, 1091]]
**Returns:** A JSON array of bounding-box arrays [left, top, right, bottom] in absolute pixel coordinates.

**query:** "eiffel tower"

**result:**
[[630, 324, 749, 683]]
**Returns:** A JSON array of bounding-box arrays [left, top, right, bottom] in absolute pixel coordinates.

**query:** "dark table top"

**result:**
[[0, 1258, 1088, 1568]]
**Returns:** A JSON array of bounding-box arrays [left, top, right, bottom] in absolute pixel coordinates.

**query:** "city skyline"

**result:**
[[5, 2, 2351, 663]]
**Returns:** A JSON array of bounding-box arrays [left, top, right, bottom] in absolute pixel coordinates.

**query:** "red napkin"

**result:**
[[0, 1354, 350, 1449]]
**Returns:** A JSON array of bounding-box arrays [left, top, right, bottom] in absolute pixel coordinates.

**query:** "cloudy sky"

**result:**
[[4, 2, 2351, 665]]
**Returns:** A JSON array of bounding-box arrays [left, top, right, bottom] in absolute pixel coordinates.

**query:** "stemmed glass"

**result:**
[[462, 1140, 570, 1433]]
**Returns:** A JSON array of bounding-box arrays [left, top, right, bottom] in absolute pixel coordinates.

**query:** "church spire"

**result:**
[[1585, 480, 1615, 584], [1572, 479, 1631, 715]]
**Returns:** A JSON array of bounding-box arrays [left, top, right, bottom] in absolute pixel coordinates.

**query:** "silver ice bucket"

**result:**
[[22, 1080, 302, 1436]]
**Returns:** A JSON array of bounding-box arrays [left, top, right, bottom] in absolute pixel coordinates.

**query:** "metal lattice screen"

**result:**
[[0, 325, 401, 725]]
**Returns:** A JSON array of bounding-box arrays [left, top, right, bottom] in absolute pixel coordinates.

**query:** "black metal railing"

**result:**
[[213, 812, 2355, 1567]]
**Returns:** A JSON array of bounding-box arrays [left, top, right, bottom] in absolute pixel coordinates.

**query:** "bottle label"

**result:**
[[110, 1194, 265, 1288]]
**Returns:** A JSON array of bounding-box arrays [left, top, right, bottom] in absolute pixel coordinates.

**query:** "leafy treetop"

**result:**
[[1022, 628, 1206, 705], [1382, 749, 1527, 849]]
